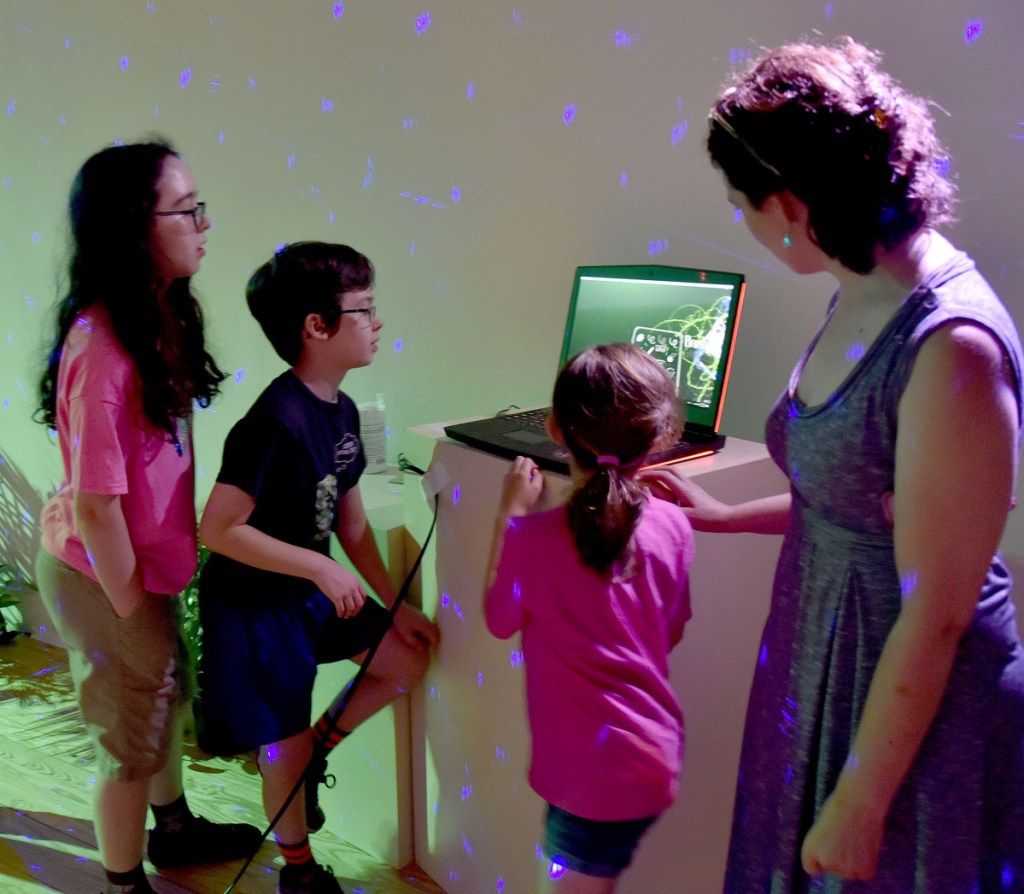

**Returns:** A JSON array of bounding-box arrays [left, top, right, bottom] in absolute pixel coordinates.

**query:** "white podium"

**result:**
[[403, 430, 787, 894]]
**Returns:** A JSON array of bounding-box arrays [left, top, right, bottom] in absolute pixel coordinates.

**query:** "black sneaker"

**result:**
[[305, 749, 334, 833], [146, 814, 263, 868], [278, 862, 343, 894]]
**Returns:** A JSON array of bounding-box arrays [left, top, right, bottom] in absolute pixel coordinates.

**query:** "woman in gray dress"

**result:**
[[644, 38, 1024, 892]]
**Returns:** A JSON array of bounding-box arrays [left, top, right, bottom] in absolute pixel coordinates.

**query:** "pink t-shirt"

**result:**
[[486, 496, 695, 821], [40, 307, 198, 595]]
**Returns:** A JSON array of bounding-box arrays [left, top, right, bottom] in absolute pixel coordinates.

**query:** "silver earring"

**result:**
[[782, 234, 793, 249]]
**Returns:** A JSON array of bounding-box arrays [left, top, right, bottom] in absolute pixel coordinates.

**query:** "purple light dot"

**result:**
[[287, 153, 296, 168], [234, 368, 245, 384], [671, 120, 689, 146], [845, 342, 865, 361], [179, 67, 192, 88], [415, 11, 431, 34], [248, 76, 257, 90], [900, 571, 919, 599], [477, 671, 483, 687], [452, 484, 461, 505], [563, 103, 576, 126], [120, 55, 129, 71], [322, 98, 335, 112], [614, 30, 632, 48], [467, 82, 475, 100], [441, 592, 451, 608], [825, 3, 834, 19], [6, 101, 15, 117], [32, 232, 40, 242], [451, 186, 461, 202], [266, 743, 280, 763], [734, 208, 743, 223], [462, 835, 473, 856], [461, 785, 472, 800], [65, 38, 71, 48], [333, 3, 345, 19], [964, 18, 983, 43], [620, 170, 628, 188], [498, 879, 505, 892], [394, 337, 403, 353], [549, 861, 567, 880], [218, 131, 225, 144]]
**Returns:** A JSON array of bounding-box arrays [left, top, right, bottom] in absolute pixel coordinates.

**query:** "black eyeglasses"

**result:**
[[153, 202, 207, 231], [338, 305, 377, 327]]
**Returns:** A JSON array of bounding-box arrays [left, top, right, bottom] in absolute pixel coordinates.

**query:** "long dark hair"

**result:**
[[37, 138, 224, 437], [553, 344, 682, 577], [707, 38, 956, 274]]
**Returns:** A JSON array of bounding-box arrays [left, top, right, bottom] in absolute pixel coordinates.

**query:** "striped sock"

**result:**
[[312, 713, 350, 753], [276, 836, 314, 867]]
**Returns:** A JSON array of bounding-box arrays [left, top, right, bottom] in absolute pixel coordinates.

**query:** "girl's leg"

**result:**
[[95, 777, 149, 872]]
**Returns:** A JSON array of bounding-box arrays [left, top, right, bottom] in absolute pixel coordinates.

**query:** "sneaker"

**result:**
[[278, 861, 343, 894], [147, 814, 263, 868], [305, 749, 335, 833]]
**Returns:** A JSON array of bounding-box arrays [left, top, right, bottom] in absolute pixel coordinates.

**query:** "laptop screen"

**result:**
[[559, 265, 745, 433]]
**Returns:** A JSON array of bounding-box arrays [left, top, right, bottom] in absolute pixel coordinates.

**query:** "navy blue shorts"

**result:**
[[543, 804, 659, 878], [196, 589, 391, 756]]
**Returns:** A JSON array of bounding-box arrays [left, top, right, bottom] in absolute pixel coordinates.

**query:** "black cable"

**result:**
[[221, 474, 440, 894]]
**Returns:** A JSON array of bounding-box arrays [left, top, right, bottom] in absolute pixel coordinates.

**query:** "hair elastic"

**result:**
[[596, 455, 621, 468]]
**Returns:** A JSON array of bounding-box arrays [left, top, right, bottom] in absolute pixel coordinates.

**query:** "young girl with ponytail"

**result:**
[[484, 342, 696, 894]]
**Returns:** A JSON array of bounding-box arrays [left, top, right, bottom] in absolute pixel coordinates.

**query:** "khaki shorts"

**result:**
[[35, 550, 193, 781]]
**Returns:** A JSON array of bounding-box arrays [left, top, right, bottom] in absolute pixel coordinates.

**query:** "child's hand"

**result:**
[[499, 456, 544, 517], [394, 603, 440, 650], [315, 559, 368, 618]]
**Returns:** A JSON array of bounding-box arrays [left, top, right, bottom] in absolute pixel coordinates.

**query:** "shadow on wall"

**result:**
[[0, 448, 45, 637]]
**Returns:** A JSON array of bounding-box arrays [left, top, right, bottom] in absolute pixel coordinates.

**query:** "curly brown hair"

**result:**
[[707, 37, 957, 274]]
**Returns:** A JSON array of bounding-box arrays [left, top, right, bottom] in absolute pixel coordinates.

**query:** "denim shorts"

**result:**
[[543, 803, 659, 878]]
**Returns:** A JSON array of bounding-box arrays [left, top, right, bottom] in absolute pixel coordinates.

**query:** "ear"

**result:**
[[544, 412, 565, 446], [772, 189, 812, 233], [303, 312, 331, 342]]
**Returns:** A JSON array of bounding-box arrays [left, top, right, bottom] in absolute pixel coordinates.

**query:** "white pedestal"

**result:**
[[407, 432, 786, 894]]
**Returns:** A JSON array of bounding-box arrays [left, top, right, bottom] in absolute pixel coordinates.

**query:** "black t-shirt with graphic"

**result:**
[[200, 370, 366, 606]]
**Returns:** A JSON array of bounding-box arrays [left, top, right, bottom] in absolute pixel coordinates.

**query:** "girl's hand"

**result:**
[[314, 558, 368, 618], [499, 456, 544, 517], [800, 782, 886, 881], [639, 465, 729, 531]]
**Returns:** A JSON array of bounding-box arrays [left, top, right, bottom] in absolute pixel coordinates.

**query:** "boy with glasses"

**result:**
[[195, 242, 438, 894]]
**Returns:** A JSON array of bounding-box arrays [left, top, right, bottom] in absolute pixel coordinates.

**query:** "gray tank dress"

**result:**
[[724, 253, 1024, 893]]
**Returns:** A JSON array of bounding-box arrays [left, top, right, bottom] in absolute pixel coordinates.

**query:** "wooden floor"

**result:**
[[0, 634, 445, 894]]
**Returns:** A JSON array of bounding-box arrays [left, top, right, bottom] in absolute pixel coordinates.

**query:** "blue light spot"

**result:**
[[179, 67, 192, 88], [759, 642, 768, 667], [467, 82, 475, 100], [614, 30, 632, 48], [248, 76, 257, 90], [385, 425, 391, 439], [364, 157, 375, 188], [495, 746, 508, 761], [415, 11, 431, 34], [120, 55, 129, 71], [510, 649, 524, 667], [512, 10, 523, 26], [1001, 862, 1015, 888], [933, 156, 952, 177], [453, 602, 464, 620], [900, 570, 919, 599], [825, 3, 834, 19], [563, 104, 576, 126], [549, 861, 567, 880], [287, 153, 296, 168], [234, 368, 245, 384], [218, 131, 225, 144], [266, 743, 280, 763], [964, 18, 983, 43], [461, 785, 472, 800], [452, 483, 461, 505], [477, 671, 484, 687], [7, 101, 15, 117], [498, 878, 505, 892], [846, 342, 865, 361], [65, 38, 71, 48], [333, 3, 345, 19], [451, 186, 461, 202], [671, 120, 689, 146], [734, 208, 744, 223], [512, 581, 521, 601], [394, 337, 403, 353], [322, 98, 335, 112], [462, 835, 473, 855], [620, 170, 628, 188], [441, 592, 451, 608]]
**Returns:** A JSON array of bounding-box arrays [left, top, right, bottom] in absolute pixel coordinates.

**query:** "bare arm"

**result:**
[[640, 465, 791, 534], [74, 492, 146, 618], [802, 322, 1018, 879], [483, 456, 544, 635], [335, 486, 439, 648], [200, 481, 367, 618]]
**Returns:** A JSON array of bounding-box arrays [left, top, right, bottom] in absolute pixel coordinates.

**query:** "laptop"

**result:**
[[445, 263, 746, 474]]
